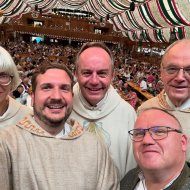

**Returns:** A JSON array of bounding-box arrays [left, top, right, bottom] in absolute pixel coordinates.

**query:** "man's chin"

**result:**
[[169, 94, 188, 106], [46, 117, 66, 126], [171, 91, 188, 97]]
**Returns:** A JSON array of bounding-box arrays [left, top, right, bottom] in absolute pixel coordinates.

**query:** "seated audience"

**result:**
[[125, 86, 138, 109], [139, 77, 148, 91]]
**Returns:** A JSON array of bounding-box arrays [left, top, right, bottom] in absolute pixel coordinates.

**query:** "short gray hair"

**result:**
[[75, 42, 114, 72], [0, 46, 21, 91], [138, 107, 182, 131]]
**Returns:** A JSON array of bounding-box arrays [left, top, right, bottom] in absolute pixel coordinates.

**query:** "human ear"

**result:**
[[31, 92, 34, 107], [181, 134, 188, 152]]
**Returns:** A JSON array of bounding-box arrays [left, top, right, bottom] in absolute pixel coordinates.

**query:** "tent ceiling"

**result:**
[[0, 0, 190, 43]]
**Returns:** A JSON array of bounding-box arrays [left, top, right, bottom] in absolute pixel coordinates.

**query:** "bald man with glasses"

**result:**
[[121, 108, 190, 190], [138, 39, 190, 162]]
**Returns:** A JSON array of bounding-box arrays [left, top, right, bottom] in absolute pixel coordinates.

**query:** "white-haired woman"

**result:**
[[0, 46, 32, 128]]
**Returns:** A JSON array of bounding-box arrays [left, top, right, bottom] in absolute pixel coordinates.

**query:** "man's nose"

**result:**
[[90, 73, 99, 84], [142, 130, 155, 143], [52, 88, 62, 99], [175, 68, 186, 80]]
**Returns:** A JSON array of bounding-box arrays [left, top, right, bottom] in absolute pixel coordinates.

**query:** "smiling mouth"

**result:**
[[142, 149, 159, 154], [86, 86, 104, 91], [172, 85, 187, 88], [173, 87, 188, 91], [89, 89, 100, 92], [47, 105, 65, 109]]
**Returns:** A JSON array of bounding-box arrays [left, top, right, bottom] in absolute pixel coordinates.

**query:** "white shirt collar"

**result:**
[[55, 123, 71, 138], [135, 171, 180, 190], [165, 93, 190, 110]]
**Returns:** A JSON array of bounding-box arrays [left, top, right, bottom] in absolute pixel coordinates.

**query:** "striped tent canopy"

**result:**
[[0, 0, 190, 43]]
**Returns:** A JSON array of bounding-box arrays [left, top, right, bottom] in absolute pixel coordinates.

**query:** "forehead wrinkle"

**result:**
[[136, 110, 181, 130], [163, 46, 190, 66], [163, 58, 190, 69]]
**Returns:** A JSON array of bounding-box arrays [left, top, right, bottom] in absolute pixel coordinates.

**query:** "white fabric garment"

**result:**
[[0, 96, 32, 128], [69, 83, 137, 179]]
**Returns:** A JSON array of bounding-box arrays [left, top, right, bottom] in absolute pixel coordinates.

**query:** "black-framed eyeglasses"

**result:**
[[163, 66, 190, 76], [0, 74, 13, 86], [128, 126, 182, 142]]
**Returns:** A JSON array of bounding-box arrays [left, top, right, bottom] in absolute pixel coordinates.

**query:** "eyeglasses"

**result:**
[[128, 126, 182, 142], [163, 66, 190, 76], [0, 74, 13, 86]]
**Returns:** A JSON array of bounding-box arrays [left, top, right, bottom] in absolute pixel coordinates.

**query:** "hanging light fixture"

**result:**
[[31, 4, 41, 18], [169, 28, 177, 44]]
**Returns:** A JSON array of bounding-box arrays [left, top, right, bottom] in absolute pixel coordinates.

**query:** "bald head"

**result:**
[[161, 39, 190, 67]]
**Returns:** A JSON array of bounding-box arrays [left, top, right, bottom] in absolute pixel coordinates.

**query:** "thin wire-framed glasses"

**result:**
[[0, 74, 13, 86], [163, 66, 190, 76], [128, 126, 182, 142]]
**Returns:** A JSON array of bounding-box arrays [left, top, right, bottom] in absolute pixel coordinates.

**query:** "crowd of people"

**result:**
[[0, 38, 190, 189], [0, 40, 164, 110]]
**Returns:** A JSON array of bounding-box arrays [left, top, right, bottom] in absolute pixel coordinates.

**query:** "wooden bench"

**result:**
[[127, 81, 154, 100]]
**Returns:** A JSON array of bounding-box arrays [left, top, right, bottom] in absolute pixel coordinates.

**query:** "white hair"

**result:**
[[0, 46, 21, 91]]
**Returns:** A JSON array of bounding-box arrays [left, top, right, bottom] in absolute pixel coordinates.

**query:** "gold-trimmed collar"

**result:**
[[17, 116, 84, 139], [158, 90, 190, 112]]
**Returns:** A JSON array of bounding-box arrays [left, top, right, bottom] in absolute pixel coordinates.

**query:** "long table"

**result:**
[[127, 81, 154, 100]]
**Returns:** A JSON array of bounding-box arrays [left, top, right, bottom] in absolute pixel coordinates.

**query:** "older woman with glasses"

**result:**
[[0, 46, 32, 128], [121, 107, 190, 190]]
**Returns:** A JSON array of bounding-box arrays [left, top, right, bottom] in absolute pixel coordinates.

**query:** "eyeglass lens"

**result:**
[[0, 74, 12, 85], [129, 126, 181, 141], [164, 66, 190, 75]]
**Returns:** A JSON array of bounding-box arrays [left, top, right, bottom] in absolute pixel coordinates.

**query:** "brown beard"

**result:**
[[33, 103, 72, 128]]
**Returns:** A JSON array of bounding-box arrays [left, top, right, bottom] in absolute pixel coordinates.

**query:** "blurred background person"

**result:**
[[16, 84, 29, 105], [125, 86, 138, 109]]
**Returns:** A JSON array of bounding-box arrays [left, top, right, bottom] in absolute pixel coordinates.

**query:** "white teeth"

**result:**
[[90, 89, 99, 91], [48, 105, 63, 109]]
